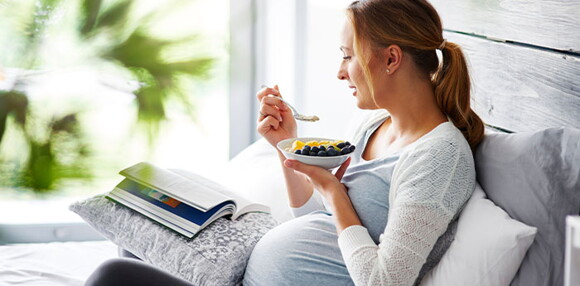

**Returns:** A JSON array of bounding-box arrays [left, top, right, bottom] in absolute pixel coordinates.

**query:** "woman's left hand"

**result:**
[[283, 157, 351, 199], [284, 157, 362, 233]]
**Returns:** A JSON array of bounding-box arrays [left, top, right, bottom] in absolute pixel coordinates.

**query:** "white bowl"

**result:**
[[277, 137, 353, 169]]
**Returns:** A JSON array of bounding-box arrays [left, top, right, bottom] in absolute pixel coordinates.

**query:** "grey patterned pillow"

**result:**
[[70, 195, 278, 286]]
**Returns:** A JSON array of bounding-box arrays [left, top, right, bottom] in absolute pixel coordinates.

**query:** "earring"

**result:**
[[386, 68, 391, 73]]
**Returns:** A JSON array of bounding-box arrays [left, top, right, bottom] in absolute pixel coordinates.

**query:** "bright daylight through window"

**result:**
[[0, 0, 230, 202]]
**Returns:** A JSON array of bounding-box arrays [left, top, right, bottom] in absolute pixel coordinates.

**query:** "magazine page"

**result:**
[[231, 203, 271, 220], [120, 162, 231, 212], [169, 168, 270, 219]]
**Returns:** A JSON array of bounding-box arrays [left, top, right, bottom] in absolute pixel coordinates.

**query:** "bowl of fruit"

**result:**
[[277, 137, 356, 169]]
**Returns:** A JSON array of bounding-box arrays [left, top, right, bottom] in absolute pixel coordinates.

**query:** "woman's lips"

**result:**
[[349, 86, 357, 96]]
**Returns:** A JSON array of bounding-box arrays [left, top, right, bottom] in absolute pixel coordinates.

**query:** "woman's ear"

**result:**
[[383, 44, 403, 74]]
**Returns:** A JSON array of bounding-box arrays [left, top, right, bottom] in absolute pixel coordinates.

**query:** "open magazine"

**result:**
[[106, 162, 270, 238]]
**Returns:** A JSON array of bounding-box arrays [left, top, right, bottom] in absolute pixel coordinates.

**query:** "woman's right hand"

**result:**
[[256, 85, 297, 147]]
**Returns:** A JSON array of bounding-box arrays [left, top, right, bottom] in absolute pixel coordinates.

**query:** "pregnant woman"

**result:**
[[85, 0, 483, 285], [243, 0, 483, 285]]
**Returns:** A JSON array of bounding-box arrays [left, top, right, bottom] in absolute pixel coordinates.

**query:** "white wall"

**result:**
[[300, 0, 364, 139], [256, 0, 363, 142]]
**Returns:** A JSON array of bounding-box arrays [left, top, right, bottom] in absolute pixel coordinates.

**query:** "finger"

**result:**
[[284, 159, 333, 190], [257, 113, 280, 127], [259, 104, 283, 121], [284, 159, 321, 177], [261, 95, 288, 112], [256, 87, 281, 102], [257, 112, 268, 122], [257, 116, 280, 133], [334, 157, 351, 181]]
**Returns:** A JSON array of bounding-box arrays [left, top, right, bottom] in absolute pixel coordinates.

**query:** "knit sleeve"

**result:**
[[337, 136, 475, 286]]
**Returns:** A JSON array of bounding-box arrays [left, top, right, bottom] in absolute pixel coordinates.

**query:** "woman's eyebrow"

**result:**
[[340, 46, 351, 53]]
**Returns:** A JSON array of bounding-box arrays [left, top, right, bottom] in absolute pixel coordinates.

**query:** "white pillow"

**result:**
[[420, 184, 537, 286], [219, 139, 292, 223]]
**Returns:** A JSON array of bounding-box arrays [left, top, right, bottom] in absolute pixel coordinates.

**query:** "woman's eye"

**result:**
[[342, 56, 351, 61]]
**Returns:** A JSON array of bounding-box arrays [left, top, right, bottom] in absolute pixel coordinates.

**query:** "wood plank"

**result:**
[[443, 32, 580, 132], [431, 0, 580, 53]]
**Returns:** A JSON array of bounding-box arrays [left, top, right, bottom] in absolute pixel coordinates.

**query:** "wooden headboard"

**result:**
[[429, 0, 580, 132]]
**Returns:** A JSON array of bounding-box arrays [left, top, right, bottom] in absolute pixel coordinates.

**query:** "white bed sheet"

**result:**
[[0, 240, 117, 286]]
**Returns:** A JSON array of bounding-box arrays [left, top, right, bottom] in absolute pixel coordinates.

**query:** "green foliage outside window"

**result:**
[[0, 0, 218, 194]]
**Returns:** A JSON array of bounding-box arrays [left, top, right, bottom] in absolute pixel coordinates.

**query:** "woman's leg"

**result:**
[[85, 258, 194, 286]]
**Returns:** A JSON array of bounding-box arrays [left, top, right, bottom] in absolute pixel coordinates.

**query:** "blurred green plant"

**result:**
[[78, 0, 214, 138], [0, 0, 216, 194]]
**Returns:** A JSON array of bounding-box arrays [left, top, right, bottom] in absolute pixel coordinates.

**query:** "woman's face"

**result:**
[[337, 20, 379, 110]]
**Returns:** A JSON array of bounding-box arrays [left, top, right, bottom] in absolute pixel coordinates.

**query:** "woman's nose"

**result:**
[[337, 67, 348, 80]]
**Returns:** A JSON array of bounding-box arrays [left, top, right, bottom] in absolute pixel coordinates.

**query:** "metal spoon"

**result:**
[[261, 85, 320, 122]]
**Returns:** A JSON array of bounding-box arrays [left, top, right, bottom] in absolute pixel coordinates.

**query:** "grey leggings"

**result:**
[[84, 249, 195, 286]]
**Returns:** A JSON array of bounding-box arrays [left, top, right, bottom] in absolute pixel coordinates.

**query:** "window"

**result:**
[[252, 0, 363, 143], [0, 0, 230, 200]]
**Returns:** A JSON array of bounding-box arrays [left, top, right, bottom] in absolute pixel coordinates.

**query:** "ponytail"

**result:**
[[432, 42, 484, 151], [347, 0, 485, 150]]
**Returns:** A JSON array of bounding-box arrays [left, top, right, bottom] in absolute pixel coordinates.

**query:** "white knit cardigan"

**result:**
[[292, 110, 476, 286]]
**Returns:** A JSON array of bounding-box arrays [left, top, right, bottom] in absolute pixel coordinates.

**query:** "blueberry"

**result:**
[[294, 150, 302, 155], [345, 141, 351, 146], [340, 147, 350, 155], [310, 151, 318, 156], [327, 148, 338, 156], [311, 146, 320, 153], [318, 151, 327, 156], [319, 145, 326, 151], [303, 145, 311, 152], [337, 142, 345, 149], [349, 145, 356, 152]]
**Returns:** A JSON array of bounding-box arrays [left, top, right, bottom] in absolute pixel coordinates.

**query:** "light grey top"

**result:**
[[245, 110, 476, 285]]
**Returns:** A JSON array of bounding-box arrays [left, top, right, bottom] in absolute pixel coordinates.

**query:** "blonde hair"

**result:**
[[347, 0, 484, 150]]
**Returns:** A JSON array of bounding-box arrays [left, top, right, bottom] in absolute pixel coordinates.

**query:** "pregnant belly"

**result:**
[[243, 211, 354, 286]]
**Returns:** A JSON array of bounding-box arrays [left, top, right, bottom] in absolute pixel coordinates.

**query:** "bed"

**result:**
[[1, 0, 579, 285], [0, 240, 117, 286]]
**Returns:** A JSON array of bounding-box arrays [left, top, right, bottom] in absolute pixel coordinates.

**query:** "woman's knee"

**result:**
[[85, 258, 138, 286]]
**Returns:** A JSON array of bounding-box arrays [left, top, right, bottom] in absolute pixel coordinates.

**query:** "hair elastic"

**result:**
[[437, 39, 447, 50]]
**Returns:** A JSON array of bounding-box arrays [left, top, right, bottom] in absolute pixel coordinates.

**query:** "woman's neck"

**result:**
[[381, 77, 447, 143]]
